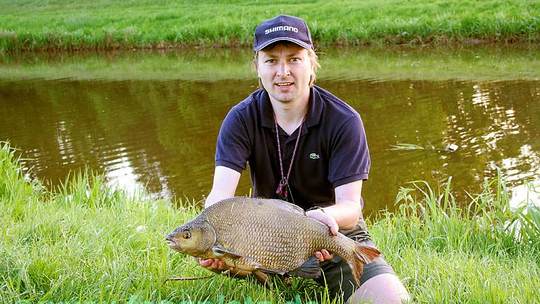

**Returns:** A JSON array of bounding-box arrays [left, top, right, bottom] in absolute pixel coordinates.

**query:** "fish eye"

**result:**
[[182, 230, 191, 239]]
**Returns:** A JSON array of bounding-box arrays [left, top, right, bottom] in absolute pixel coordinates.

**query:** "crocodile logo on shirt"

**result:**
[[309, 153, 320, 160]]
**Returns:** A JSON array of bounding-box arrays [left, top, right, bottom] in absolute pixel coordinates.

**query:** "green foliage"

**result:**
[[1, 142, 540, 303], [1, 45, 539, 81], [0, 143, 323, 303], [0, 0, 539, 52], [373, 176, 540, 303]]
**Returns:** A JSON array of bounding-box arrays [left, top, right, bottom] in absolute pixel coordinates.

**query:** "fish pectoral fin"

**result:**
[[211, 245, 242, 259], [287, 256, 321, 279]]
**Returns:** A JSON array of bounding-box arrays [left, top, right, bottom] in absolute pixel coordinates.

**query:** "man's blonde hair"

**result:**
[[253, 43, 321, 87]]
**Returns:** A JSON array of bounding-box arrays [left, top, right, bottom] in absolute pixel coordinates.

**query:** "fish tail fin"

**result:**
[[348, 243, 381, 285]]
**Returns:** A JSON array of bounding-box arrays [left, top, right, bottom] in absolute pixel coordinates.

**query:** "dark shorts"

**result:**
[[314, 219, 396, 300]]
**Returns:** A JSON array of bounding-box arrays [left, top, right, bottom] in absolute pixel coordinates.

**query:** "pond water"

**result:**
[[1, 46, 539, 216]]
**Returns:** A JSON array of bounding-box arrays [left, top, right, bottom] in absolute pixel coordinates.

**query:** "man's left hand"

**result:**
[[306, 208, 339, 235]]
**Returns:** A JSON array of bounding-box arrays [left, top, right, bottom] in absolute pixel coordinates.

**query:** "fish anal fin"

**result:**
[[288, 256, 321, 278], [253, 270, 270, 285]]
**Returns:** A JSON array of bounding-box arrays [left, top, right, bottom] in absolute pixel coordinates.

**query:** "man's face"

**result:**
[[256, 42, 313, 104]]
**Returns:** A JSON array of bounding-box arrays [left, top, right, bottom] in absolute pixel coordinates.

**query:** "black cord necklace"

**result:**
[[274, 116, 304, 201]]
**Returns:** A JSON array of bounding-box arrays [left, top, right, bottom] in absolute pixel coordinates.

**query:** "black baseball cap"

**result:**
[[253, 15, 314, 51]]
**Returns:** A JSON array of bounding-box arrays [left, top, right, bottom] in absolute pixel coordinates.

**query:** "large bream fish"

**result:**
[[166, 197, 380, 284]]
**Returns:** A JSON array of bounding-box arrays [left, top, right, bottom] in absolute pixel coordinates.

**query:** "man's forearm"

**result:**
[[205, 166, 241, 208], [204, 190, 233, 208], [331, 180, 364, 230], [322, 200, 362, 230]]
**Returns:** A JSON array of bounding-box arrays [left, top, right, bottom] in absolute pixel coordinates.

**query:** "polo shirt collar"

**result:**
[[305, 86, 324, 128], [259, 90, 274, 128], [259, 86, 324, 129]]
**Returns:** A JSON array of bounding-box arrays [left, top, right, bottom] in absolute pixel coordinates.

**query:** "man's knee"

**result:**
[[347, 273, 410, 304]]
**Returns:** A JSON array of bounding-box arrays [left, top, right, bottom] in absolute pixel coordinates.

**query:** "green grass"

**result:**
[[1, 45, 539, 81], [0, 0, 539, 52], [1, 141, 540, 303]]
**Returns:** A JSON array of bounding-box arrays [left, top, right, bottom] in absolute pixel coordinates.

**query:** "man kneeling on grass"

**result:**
[[200, 15, 410, 304]]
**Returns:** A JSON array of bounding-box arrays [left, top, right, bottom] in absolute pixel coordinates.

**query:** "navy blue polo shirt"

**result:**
[[215, 85, 370, 210]]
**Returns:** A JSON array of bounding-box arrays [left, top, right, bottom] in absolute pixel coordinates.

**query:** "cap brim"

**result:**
[[254, 37, 312, 51]]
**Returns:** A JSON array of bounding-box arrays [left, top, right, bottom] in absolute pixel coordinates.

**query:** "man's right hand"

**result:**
[[199, 258, 252, 278], [199, 258, 228, 271]]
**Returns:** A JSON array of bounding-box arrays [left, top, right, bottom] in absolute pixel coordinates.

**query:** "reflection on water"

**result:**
[[1, 48, 539, 216], [510, 180, 540, 210], [330, 79, 540, 214]]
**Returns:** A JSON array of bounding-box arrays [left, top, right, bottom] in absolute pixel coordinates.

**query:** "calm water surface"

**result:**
[[1, 47, 539, 216]]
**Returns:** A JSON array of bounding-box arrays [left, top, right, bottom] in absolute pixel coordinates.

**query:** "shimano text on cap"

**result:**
[[253, 15, 314, 51]]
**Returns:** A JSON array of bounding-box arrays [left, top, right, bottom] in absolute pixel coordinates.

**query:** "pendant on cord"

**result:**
[[276, 178, 288, 199]]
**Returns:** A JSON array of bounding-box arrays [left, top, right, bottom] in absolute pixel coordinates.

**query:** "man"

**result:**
[[200, 15, 410, 303]]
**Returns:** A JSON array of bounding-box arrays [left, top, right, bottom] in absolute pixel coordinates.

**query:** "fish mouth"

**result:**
[[165, 235, 177, 248]]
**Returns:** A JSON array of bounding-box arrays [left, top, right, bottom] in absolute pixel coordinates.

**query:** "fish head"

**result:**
[[166, 219, 216, 257]]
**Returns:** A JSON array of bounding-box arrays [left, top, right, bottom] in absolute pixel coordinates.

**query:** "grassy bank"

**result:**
[[1, 142, 540, 303], [0, 0, 539, 53], [1, 45, 539, 81]]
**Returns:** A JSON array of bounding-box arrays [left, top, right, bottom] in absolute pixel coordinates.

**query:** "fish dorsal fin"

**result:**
[[211, 245, 242, 259], [287, 256, 321, 278], [256, 198, 305, 215]]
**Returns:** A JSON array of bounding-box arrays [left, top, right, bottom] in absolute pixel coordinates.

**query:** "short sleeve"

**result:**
[[215, 108, 251, 173], [328, 115, 371, 187]]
